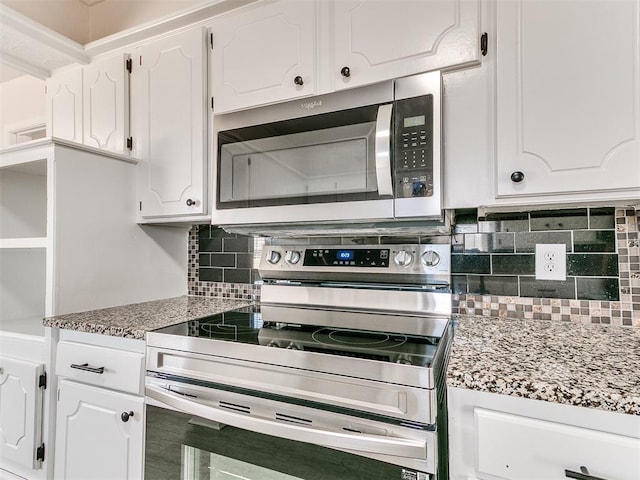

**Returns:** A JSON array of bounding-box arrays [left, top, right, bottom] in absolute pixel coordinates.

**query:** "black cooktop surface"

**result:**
[[153, 307, 441, 367]]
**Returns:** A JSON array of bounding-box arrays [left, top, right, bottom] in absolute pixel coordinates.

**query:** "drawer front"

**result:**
[[56, 341, 144, 395], [475, 408, 640, 480]]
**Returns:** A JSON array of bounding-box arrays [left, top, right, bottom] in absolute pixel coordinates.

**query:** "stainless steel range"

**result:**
[[145, 243, 452, 480]]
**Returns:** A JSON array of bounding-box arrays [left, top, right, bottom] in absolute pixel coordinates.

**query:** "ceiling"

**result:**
[[0, 0, 204, 81]]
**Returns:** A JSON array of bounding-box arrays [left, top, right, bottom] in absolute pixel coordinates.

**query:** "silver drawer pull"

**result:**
[[70, 363, 105, 374]]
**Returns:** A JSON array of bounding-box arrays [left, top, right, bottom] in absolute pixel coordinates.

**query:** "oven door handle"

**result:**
[[375, 103, 394, 197], [146, 384, 427, 460]]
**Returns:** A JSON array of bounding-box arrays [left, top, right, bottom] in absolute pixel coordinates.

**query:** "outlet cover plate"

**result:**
[[535, 244, 566, 281]]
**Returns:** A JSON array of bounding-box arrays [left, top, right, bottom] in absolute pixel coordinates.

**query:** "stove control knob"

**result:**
[[285, 250, 302, 265], [393, 250, 413, 267], [396, 356, 412, 365], [421, 250, 441, 267], [266, 250, 282, 265], [286, 343, 300, 350], [266, 341, 280, 348]]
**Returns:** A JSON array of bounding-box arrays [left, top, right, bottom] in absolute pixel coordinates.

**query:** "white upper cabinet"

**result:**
[[495, 0, 640, 201], [333, 0, 481, 91], [82, 53, 130, 154], [131, 27, 208, 220], [47, 52, 131, 155], [47, 67, 83, 143], [211, 0, 481, 113], [210, 0, 316, 113]]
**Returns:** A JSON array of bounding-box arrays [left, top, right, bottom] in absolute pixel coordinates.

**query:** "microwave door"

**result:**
[[215, 104, 395, 225]]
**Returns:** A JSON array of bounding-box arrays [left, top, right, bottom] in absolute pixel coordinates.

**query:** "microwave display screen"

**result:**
[[403, 115, 426, 128]]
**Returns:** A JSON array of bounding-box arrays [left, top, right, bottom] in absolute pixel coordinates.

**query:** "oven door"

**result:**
[[145, 380, 437, 479], [213, 82, 395, 226]]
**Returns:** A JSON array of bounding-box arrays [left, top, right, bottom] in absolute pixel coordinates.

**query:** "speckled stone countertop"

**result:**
[[43, 296, 252, 340], [447, 315, 640, 415]]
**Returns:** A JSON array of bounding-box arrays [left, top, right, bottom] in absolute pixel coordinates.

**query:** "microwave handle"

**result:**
[[146, 383, 427, 460], [374, 103, 394, 196]]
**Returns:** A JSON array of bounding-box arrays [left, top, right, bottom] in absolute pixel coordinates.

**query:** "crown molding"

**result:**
[[0, 4, 88, 79]]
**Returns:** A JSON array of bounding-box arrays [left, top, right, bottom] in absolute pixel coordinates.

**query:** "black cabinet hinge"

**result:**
[[126, 58, 132, 74], [210, 32, 214, 49], [139, 201, 142, 211], [481, 32, 488, 56], [38, 372, 47, 389], [126, 137, 133, 150], [211, 97, 214, 110], [36, 443, 45, 461]]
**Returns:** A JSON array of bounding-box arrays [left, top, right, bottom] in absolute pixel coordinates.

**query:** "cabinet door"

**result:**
[[54, 379, 144, 480], [333, 0, 480, 91], [47, 66, 83, 143], [131, 27, 207, 219], [496, 0, 640, 199], [83, 53, 130, 154], [0, 356, 45, 471], [211, 0, 316, 113]]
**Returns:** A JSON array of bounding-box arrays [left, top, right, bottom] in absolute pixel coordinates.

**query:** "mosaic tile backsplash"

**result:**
[[188, 208, 639, 327], [453, 208, 639, 326]]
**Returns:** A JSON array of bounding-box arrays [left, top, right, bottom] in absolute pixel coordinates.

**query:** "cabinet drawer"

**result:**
[[475, 408, 640, 480], [56, 341, 144, 394]]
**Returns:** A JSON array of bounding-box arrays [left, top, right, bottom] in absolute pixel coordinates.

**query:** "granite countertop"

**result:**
[[43, 295, 252, 340], [447, 315, 640, 415]]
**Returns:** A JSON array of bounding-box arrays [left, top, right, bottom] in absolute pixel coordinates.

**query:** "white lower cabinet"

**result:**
[[475, 409, 639, 479], [448, 387, 640, 480], [0, 355, 45, 473], [54, 379, 144, 480], [53, 332, 146, 480]]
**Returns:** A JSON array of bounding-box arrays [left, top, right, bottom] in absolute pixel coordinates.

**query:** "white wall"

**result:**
[[88, 0, 204, 41], [0, 75, 46, 148]]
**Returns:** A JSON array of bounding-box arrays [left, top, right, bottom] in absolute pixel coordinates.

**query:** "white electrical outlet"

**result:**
[[535, 244, 566, 281]]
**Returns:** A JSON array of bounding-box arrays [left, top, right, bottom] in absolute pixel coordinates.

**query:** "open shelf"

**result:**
[[0, 248, 47, 337], [0, 159, 47, 240], [0, 158, 47, 337]]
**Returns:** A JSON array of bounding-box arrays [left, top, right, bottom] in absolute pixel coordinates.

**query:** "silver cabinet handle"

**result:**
[[374, 103, 394, 197], [145, 384, 426, 459], [70, 363, 104, 374]]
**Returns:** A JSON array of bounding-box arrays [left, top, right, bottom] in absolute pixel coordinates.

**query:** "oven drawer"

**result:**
[[56, 341, 144, 394]]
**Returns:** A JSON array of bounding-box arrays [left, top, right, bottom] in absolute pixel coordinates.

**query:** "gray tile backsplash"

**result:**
[[188, 207, 639, 327], [453, 208, 639, 326]]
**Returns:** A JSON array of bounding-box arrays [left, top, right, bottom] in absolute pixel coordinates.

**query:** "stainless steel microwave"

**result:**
[[212, 71, 442, 228]]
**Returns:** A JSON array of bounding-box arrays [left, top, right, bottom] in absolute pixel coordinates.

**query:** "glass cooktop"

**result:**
[[153, 307, 441, 367]]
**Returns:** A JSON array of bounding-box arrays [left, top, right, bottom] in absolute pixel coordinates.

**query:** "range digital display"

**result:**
[[337, 250, 354, 261]]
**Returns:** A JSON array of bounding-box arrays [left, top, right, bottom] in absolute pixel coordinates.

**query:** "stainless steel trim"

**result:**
[[212, 199, 395, 226], [260, 284, 452, 316], [259, 304, 449, 337], [375, 103, 394, 196], [394, 70, 442, 219], [146, 383, 434, 469], [258, 244, 451, 285], [145, 331, 438, 390], [214, 81, 394, 130], [146, 345, 437, 423]]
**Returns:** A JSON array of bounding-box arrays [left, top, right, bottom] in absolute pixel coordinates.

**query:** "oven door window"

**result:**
[[145, 406, 427, 480], [217, 104, 392, 209]]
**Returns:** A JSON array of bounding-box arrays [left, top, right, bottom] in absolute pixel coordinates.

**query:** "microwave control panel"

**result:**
[[394, 94, 433, 198]]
